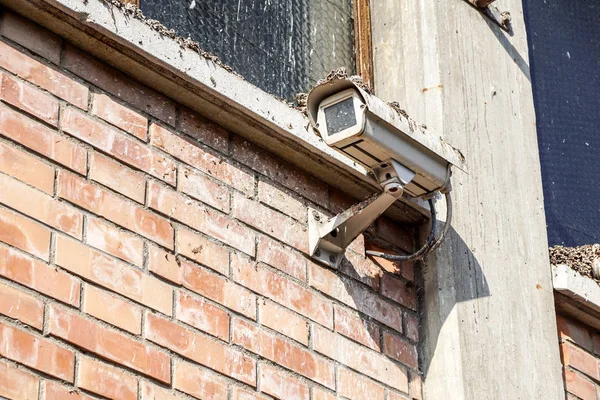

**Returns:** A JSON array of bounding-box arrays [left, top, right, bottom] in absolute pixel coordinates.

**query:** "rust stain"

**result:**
[[422, 84, 443, 93], [536, 284, 542, 290]]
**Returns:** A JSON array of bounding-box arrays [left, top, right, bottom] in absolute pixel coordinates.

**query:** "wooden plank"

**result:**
[[354, 0, 374, 91]]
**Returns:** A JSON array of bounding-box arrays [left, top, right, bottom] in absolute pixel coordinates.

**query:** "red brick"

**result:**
[[383, 332, 418, 369], [313, 325, 408, 391], [181, 259, 256, 320], [561, 342, 599, 380], [381, 274, 417, 311], [0, 205, 50, 260], [176, 290, 230, 341], [340, 250, 381, 291], [231, 137, 328, 204], [48, 304, 171, 383], [145, 313, 256, 386], [89, 152, 146, 204], [232, 193, 308, 253], [58, 172, 174, 249], [0, 322, 75, 381], [409, 371, 423, 400], [0, 283, 44, 329], [259, 300, 309, 346], [150, 124, 253, 194], [86, 217, 144, 266], [1, 73, 59, 125], [0, 142, 54, 194], [83, 284, 142, 334], [334, 305, 380, 351], [338, 367, 385, 400], [92, 93, 148, 140], [179, 167, 230, 212], [64, 45, 175, 123], [375, 217, 415, 253], [594, 333, 600, 356], [179, 107, 229, 154], [557, 314, 593, 351], [564, 369, 596, 400], [257, 236, 307, 282], [0, 360, 39, 400], [259, 363, 310, 400], [148, 244, 181, 284], [140, 381, 182, 400], [388, 392, 410, 400], [174, 360, 228, 400], [0, 243, 80, 306], [309, 262, 402, 331], [0, 172, 83, 239], [0, 104, 86, 174], [0, 42, 88, 108], [177, 228, 230, 276], [62, 108, 176, 184], [0, 12, 62, 64], [78, 356, 137, 400], [232, 255, 332, 328], [405, 312, 419, 342], [43, 381, 96, 400], [55, 235, 172, 315], [312, 388, 336, 400], [231, 387, 271, 400], [233, 318, 334, 388], [258, 180, 307, 222], [149, 182, 253, 255]]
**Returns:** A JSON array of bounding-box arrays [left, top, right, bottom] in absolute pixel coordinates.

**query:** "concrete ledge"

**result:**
[[553, 264, 600, 330], [0, 0, 439, 224]]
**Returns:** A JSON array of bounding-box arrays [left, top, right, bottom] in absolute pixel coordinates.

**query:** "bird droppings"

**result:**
[[550, 244, 600, 283]]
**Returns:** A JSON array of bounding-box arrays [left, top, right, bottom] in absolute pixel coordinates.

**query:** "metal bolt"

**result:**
[[313, 211, 321, 221], [315, 249, 321, 257], [329, 255, 336, 263]]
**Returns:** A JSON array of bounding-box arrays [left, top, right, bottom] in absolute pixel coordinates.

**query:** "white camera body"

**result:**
[[307, 79, 466, 198]]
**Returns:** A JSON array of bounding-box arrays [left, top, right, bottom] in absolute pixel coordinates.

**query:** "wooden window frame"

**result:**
[[354, 0, 374, 91]]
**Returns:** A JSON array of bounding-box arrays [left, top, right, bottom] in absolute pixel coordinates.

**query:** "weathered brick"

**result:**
[[59, 172, 174, 249], [405, 312, 419, 342], [177, 228, 230, 276], [381, 274, 417, 311], [83, 284, 142, 335], [86, 216, 144, 267], [232, 193, 308, 253], [181, 259, 256, 320], [334, 305, 380, 351], [231, 386, 271, 400], [140, 381, 182, 400], [1, 12, 61, 63], [258, 180, 307, 223], [43, 381, 96, 400], [340, 250, 381, 291], [179, 167, 230, 213], [62, 108, 176, 184], [64, 45, 175, 123], [409, 371, 423, 400], [232, 255, 332, 328], [0, 73, 59, 125], [313, 325, 408, 391], [309, 262, 402, 331], [176, 290, 230, 341], [257, 236, 307, 282], [0, 283, 44, 329], [174, 360, 228, 400], [564, 369, 596, 400], [259, 363, 310, 400], [388, 391, 410, 400], [0, 172, 83, 239], [0, 205, 51, 260], [0, 104, 86, 174], [146, 313, 256, 386], [0, 243, 80, 306], [259, 300, 309, 346], [233, 318, 334, 388], [561, 342, 598, 380], [0, 141, 54, 194], [231, 137, 328, 204], [55, 235, 172, 315], [383, 332, 418, 369], [338, 367, 385, 400], [78, 356, 137, 400], [89, 152, 146, 204], [557, 314, 593, 351], [0, 322, 75, 381], [179, 107, 229, 153], [0, 360, 39, 400], [48, 304, 170, 383], [92, 93, 148, 140], [0, 42, 88, 108], [150, 124, 253, 194], [375, 217, 415, 253], [148, 244, 181, 284], [149, 182, 253, 255]]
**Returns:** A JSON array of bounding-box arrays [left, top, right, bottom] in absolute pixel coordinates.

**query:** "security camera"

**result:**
[[306, 77, 466, 267]]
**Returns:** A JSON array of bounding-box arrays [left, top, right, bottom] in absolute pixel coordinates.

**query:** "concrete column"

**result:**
[[370, 0, 565, 398]]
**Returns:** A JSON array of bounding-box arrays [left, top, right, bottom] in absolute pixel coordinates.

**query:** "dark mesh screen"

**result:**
[[140, 0, 355, 100]]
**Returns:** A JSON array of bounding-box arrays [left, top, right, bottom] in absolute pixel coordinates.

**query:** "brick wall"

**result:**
[[0, 10, 421, 400], [557, 314, 600, 400]]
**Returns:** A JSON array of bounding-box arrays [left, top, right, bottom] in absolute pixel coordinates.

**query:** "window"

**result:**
[[139, 0, 368, 100]]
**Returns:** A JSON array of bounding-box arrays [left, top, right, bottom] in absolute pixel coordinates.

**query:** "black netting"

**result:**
[[140, 0, 355, 100]]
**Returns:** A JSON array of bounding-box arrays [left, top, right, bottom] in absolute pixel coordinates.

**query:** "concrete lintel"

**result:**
[[0, 0, 432, 224], [553, 264, 600, 330]]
